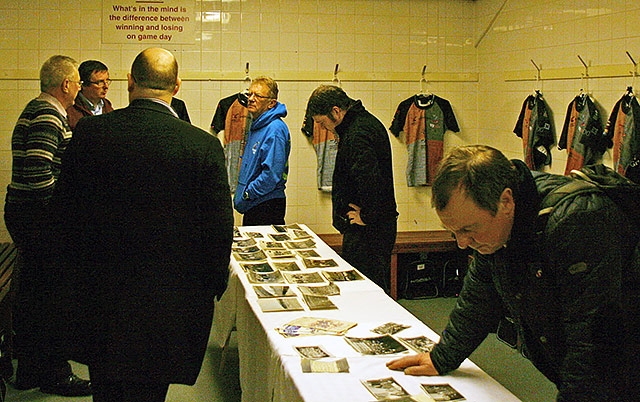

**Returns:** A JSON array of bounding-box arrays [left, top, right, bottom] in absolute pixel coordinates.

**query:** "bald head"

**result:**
[[128, 48, 180, 102]]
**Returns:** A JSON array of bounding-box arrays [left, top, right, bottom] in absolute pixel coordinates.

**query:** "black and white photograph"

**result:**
[[420, 384, 466, 401], [298, 282, 341, 296], [302, 258, 339, 269], [246, 270, 285, 284], [361, 377, 410, 401], [257, 297, 304, 313], [301, 293, 338, 310], [322, 269, 364, 281], [253, 285, 296, 298], [345, 335, 408, 355], [283, 271, 326, 284]]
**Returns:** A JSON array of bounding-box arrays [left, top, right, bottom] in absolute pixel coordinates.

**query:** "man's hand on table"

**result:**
[[386, 353, 439, 376]]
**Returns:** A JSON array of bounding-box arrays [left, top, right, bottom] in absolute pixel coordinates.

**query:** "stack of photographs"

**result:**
[[277, 316, 357, 337]]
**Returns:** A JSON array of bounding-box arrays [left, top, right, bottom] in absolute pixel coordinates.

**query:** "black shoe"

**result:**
[[39, 374, 92, 397], [12, 377, 39, 391]]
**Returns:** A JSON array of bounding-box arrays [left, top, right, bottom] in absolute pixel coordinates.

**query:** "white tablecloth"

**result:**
[[212, 225, 520, 402]]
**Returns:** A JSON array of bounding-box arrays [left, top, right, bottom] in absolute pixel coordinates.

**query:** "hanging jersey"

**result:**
[[302, 109, 337, 192], [390, 94, 460, 186], [211, 93, 250, 193], [605, 91, 640, 183], [559, 94, 606, 175], [513, 92, 554, 170]]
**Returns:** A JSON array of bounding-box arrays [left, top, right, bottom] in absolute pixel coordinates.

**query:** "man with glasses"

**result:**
[[234, 76, 291, 225], [5, 55, 91, 396], [67, 60, 114, 129]]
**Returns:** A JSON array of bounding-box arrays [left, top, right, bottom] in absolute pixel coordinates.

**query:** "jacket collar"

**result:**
[[335, 100, 364, 137], [129, 98, 179, 118], [506, 159, 540, 248]]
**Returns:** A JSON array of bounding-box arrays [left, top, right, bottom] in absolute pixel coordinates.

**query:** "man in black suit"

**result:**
[[48, 48, 234, 402]]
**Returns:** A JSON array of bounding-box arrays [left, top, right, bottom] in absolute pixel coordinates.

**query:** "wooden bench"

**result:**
[[0, 243, 16, 355], [317, 231, 458, 300]]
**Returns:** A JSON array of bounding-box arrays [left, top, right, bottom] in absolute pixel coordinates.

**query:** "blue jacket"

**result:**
[[233, 102, 290, 214]]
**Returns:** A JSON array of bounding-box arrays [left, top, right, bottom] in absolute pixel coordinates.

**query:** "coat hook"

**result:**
[[577, 55, 588, 77], [243, 62, 251, 88], [577, 55, 589, 93], [332, 64, 341, 86], [627, 51, 638, 77], [531, 59, 541, 81], [420, 65, 428, 93]]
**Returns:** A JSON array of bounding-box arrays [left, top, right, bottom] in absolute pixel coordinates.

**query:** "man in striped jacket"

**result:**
[[4, 55, 91, 397]]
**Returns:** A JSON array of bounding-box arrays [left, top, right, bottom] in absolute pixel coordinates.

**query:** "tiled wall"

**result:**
[[0, 0, 638, 243], [476, 0, 640, 169], [0, 0, 477, 242]]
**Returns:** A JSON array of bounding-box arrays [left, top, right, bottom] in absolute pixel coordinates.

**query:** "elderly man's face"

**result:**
[[437, 186, 515, 255], [246, 82, 275, 118]]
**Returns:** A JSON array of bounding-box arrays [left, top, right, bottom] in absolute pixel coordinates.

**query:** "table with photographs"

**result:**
[[211, 224, 520, 402]]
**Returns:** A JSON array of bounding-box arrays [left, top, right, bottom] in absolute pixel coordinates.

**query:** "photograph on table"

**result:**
[[302, 258, 339, 268], [246, 270, 285, 284], [345, 334, 408, 355], [421, 383, 466, 401], [296, 249, 321, 258], [398, 335, 437, 353], [269, 233, 291, 241], [294, 345, 332, 359], [279, 316, 357, 336], [361, 377, 410, 401], [322, 269, 364, 281], [283, 271, 326, 284], [298, 282, 341, 296], [372, 322, 411, 335], [257, 297, 304, 312], [240, 261, 274, 273], [285, 238, 316, 249], [265, 248, 296, 259], [260, 240, 286, 249], [243, 231, 265, 238], [233, 237, 257, 248], [301, 293, 338, 310], [290, 229, 313, 239], [272, 261, 302, 271], [233, 249, 267, 261], [253, 285, 296, 298]]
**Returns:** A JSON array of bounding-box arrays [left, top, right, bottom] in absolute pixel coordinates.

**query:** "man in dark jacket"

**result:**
[[66, 59, 114, 129], [48, 48, 234, 402], [306, 85, 398, 292], [387, 145, 639, 401]]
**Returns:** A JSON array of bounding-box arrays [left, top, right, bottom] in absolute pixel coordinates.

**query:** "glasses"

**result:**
[[246, 91, 273, 100], [86, 79, 112, 88], [69, 79, 83, 86]]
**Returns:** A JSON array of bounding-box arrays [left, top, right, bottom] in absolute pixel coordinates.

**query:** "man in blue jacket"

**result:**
[[234, 76, 290, 225]]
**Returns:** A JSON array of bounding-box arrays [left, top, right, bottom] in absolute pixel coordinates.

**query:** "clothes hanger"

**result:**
[[415, 65, 433, 106]]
